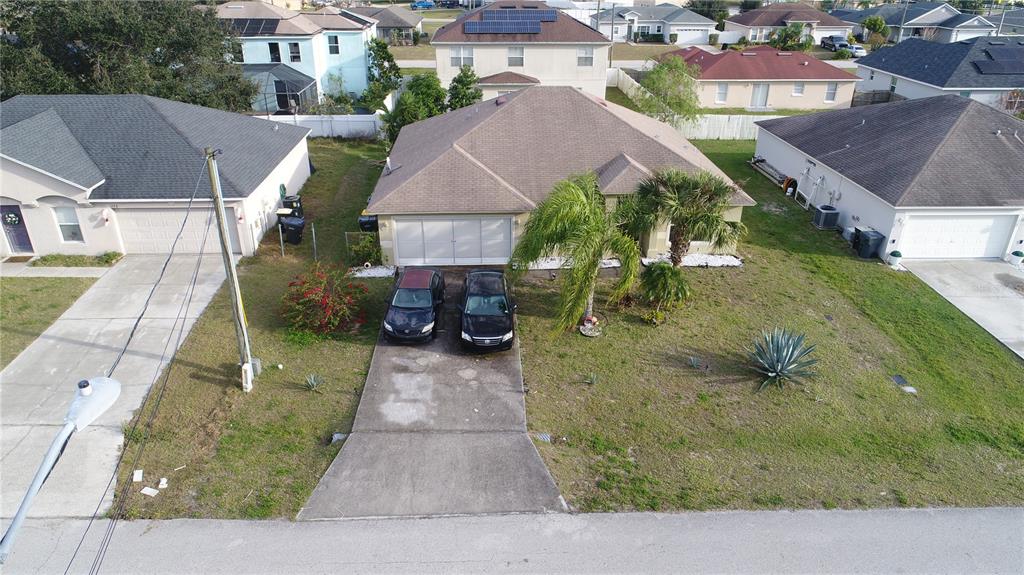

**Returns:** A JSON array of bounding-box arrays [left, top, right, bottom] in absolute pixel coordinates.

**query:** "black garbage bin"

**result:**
[[279, 216, 305, 245], [854, 229, 885, 259], [283, 195, 303, 218]]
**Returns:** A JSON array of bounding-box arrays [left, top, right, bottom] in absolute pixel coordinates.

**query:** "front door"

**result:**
[[750, 83, 769, 108], [1, 205, 34, 254]]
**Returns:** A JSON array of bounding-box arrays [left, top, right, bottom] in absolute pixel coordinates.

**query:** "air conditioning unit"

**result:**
[[811, 204, 840, 230]]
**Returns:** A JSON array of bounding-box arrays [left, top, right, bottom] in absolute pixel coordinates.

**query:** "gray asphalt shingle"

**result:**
[[855, 36, 1024, 89], [755, 95, 1024, 207], [0, 108, 105, 190], [0, 95, 310, 201]]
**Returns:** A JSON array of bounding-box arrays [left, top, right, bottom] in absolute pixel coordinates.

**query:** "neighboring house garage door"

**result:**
[[117, 208, 242, 254], [899, 214, 1018, 258], [394, 216, 513, 265], [673, 28, 709, 44]]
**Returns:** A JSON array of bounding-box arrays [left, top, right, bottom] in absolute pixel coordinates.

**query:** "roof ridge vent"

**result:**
[[778, 51, 792, 56], [741, 51, 757, 56], [495, 96, 508, 106]]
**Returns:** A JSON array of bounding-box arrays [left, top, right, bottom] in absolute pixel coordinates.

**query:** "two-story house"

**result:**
[[216, 1, 376, 113], [590, 4, 717, 45], [855, 36, 1024, 114], [671, 45, 859, 110], [832, 2, 995, 44], [724, 2, 853, 44], [431, 1, 611, 99]]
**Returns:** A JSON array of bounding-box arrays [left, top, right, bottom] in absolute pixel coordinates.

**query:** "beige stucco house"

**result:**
[[671, 45, 858, 110], [1, 95, 310, 258], [431, 1, 611, 100], [364, 86, 755, 266], [724, 2, 853, 44]]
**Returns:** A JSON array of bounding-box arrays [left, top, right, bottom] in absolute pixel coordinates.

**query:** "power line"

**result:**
[[63, 158, 214, 574]]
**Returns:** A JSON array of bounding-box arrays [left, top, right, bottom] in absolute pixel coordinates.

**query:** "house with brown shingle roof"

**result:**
[[669, 45, 859, 110], [365, 86, 755, 266], [724, 2, 853, 44], [431, 1, 611, 99]]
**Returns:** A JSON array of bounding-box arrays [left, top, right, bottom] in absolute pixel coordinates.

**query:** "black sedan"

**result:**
[[459, 270, 515, 352], [383, 268, 445, 342]]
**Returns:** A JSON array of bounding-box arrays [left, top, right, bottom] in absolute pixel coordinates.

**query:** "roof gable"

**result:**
[[366, 87, 754, 215], [672, 45, 858, 80], [0, 109, 105, 191], [756, 95, 1024, 207], [0, 95, 309, 201]]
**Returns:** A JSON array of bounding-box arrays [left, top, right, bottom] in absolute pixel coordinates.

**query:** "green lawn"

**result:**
[[422, 20, 448, 36], [611, 43, 678, 61], [117, 139, 391, 519], [519, 140, 1024, 512], [401, 67, 436, 77], [604, 87, 640, 112], [30, 252, 122, 267], [0, 277, 95, 368], [418, 8, 465, 18], [391, 44, 436, 60]]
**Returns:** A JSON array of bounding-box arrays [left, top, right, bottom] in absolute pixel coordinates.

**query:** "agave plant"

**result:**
[[304, 373, 326, 393], [750, 328, 818, 391]]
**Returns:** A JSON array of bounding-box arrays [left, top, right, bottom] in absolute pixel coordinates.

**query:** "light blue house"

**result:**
[[217, 1, 376, 113]]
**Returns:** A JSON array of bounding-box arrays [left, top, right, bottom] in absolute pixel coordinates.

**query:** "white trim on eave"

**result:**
[[0, 153, 105, 194]]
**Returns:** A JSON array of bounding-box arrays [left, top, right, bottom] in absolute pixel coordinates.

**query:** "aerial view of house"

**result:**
[[832, 2, 995, 43], [669, 45, 859, 110], [0, 95, 310, 258], [344, 4, 424, 42], [365, 85, 754, 266], [855, 36, 1024, 113], [995, 8, 1024, 35], [431, 0, 611, 98], [215, 1, 376, 112], [590, 4, 717, 45], [724, 2, 854, 44], [754, 95, 1024, 259]]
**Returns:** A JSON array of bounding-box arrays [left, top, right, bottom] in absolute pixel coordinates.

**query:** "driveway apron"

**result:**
[[1, 255, 225, 518], [300, 276, 564, 518]]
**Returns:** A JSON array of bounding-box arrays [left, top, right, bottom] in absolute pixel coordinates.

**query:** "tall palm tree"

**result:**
[[621, 169, 747, 266], [510, 173, 640, 332]]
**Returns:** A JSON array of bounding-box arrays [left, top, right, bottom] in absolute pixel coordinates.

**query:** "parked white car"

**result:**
[[848, 44, 868, 57]]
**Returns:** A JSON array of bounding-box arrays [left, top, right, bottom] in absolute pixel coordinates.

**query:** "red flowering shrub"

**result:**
[[282, 263, 369, 335]]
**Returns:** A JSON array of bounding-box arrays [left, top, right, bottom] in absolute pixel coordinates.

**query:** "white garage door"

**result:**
[[673, 28, 710, 44], [899, 214, 1017, 259], [394, 216, 512, 266], [117, 208, 242, 254]]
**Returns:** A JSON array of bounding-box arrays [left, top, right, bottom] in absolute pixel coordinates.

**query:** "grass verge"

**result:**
[[604, 87, 640, 112], [611, 43, 678, 61], [116, 139, 390, 519], [391, 44, 436, 60], [0, 277, 95, 368], [30, 252, 123, 267], [519, 139, 1024, 512]]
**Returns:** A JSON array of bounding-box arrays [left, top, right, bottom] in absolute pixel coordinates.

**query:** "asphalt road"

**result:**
[[8, 507, 1023, 574]]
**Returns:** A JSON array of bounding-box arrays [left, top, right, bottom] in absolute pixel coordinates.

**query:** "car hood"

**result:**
[[387, 307, 434, 330], [462, 313, 512, 338]]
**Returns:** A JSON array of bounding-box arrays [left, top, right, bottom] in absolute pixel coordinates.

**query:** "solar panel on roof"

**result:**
[[974, 60, 1024, 74], [464, 20, 542, 33], [984, 46, 1024, 62], [230, 18, 278, 35], [482, 9, 557, 21]]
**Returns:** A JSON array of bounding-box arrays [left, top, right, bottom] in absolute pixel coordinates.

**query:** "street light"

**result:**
[[0, 377, 121, 564]]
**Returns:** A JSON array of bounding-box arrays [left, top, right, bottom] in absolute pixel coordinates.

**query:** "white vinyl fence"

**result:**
[[265, 113, 383, 138], [609, 68, 785, 140]]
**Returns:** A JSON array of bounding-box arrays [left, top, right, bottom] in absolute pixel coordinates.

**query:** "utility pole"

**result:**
[[0, 378, 121, 564], [898, 0, 913, 43], [205, 147, 259, 392], [997, 1, 1007, 36]]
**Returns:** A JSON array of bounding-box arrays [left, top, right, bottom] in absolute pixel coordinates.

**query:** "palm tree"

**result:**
[[510, 173, 640, 332], [621, 169, 747, 266]]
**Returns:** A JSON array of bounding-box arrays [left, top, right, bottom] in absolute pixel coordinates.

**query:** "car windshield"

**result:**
[[392, 288, 432, 309], [465, 294, 508, 316]]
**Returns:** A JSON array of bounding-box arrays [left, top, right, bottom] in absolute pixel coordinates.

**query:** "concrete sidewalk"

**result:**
[[1, 255, 225, 518], [903, 259, 1024, 359], [9, 508, 1023, 574], [299, 278, 563, 518]]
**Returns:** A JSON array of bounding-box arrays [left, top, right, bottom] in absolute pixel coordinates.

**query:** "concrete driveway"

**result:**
[[300, 273, 564, 519], [902, 259, 1024, 360], [1, 255, 225, 518]]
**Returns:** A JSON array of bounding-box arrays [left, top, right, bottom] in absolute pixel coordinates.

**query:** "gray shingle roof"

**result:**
[[593, 4, 715, 26], [0, 108, 105, 190], [0, 95, 310, 201], [345, 6, 422, 29], [856, 36, 1024, 89], [755, 95, 1024, 207], [366, 86, 754, 215]]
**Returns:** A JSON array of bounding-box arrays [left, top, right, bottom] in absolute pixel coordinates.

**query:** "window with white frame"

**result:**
[[792, 82, 805, 96], [577, 46, 594, 66], [53, 207, 83, 242], [507, 46, 524, 67], [825, 81, 838, 102], [638, 25, 651, 34], [328, 35, 339, 55], [655, 25, 662, 33], [716, 82, 728, 103], [450, 46, 474, 68], [289, 42, 301, 62]]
